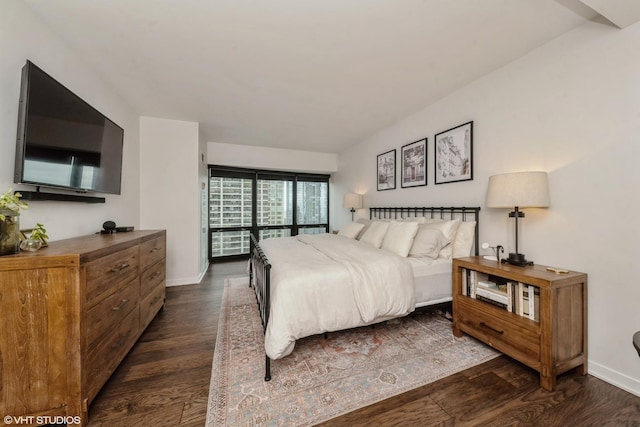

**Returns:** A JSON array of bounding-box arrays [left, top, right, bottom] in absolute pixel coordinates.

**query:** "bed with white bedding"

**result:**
[[249, 206, 480, 381]]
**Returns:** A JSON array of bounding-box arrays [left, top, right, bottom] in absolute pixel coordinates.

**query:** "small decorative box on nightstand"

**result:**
[[452, 256, 588, 391]]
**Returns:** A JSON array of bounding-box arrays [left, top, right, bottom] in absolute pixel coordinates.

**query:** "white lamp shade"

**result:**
[[486, 171, 550, 208], [343, 193, 363, 209]]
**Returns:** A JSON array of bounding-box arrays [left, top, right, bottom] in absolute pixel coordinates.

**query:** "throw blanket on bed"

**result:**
[[259, 233, 415, 359]]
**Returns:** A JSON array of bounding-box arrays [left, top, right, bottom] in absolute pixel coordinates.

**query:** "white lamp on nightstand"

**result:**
[[343, 193, 363, 221], [486, 171, 550, 266]]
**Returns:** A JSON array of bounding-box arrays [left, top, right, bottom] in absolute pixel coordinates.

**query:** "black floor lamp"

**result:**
[[486, 171, 550, 266]]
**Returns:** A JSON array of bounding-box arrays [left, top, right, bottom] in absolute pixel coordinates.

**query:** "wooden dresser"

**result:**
[[0, 230, 166, 426]]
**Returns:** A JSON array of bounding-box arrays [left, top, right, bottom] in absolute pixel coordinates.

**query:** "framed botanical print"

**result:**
[[377, 149, 396, 191], [401, 138, 427, 188], [435, 121, 473, 184]]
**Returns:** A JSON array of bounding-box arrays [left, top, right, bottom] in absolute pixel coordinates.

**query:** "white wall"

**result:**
[[140, 117, 206, 286], [208, 142, 338, 173], [334, 20, 640, 396], [0, 0, 140, 239]]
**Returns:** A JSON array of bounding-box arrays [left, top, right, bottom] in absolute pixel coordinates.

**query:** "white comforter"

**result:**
[[259, 233, 415, 359]]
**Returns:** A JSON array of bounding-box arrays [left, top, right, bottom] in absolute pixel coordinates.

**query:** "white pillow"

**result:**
[[338, 222, 365, 239], [409, 227, 449, 259], [359, 221, 390, 248], [381, 221, 419, 257], [452, 221, 477, 258], [355, 218, 372, 240], [421, 219, 461, 259]]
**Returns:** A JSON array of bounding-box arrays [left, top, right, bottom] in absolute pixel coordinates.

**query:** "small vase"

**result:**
[[20, 238, 42, 252], [0, 209, 21, 256]]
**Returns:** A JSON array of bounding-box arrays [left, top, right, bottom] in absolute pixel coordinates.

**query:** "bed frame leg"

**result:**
[[265, 356, 271, 381]]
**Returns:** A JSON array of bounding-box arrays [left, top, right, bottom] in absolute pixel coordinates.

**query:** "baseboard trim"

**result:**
[[589, 360, 640, 397], [166, 262, 210, 287]]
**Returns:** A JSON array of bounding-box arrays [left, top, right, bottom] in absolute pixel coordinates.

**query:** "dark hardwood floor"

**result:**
[[87, 261, 242, 426], [89, 260, 640, 426]]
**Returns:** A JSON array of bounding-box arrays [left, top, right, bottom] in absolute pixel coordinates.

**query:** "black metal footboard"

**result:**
[[249, 233, 272, 381]]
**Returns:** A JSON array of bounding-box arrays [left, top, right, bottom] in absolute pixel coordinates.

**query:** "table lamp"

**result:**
[[486, 171, 550, 266], [343, 193, 363, 221]]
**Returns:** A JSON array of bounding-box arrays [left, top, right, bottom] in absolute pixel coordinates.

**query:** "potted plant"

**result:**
[[30, 223, 49, 245], [0, 188, 28, 256], [21, 222, 49, 252]]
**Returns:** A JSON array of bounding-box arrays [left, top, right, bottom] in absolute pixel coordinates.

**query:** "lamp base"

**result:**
[[501, 252, 533, 267]]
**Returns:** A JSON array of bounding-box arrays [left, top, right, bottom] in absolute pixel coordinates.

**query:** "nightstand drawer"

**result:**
[[456, 297, 541, 368]]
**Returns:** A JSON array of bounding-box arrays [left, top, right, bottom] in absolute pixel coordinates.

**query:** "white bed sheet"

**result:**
[[260, 234, 415, 360], [407, 257, 453, 307]]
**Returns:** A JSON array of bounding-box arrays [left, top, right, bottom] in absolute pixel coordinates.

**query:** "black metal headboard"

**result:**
[[369, 206, 481, 256]]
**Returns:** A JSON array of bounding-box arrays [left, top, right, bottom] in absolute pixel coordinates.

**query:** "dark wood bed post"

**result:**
[[250, 233, 272, 381]]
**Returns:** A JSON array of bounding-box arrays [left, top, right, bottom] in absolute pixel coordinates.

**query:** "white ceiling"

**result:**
[[23, 0, 596, 153]]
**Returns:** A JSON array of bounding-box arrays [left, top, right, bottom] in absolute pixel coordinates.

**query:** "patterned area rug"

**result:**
[[206, 276, 498, 426]]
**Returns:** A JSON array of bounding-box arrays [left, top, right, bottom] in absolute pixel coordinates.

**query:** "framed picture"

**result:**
[[401, 138, 427, 188], [435, 121, 473, 184], [377, 149, 396, 191]]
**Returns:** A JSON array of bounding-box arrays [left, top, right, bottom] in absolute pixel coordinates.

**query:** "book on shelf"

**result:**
[[462, 268, 477, 298], [462, 268, 468, 296], [469, 270, 512, 311], [460, 269, 539, 321], [475, 294, 508, 310], [475, 285, 509, 306], [530, 286, 540, 321], [517, 282, 540, 321]]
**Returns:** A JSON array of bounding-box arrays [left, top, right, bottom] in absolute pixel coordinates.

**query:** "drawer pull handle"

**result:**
[[480, 322, 504, 335], [112, 298, 130, 311], [110, 262, 130, 273], [150, 271, 162, 279], [150, 247, 161, 253], [150, 295, 162, 306]]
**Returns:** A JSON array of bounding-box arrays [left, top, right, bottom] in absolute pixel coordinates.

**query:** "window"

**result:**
[[209, 166, 330, 260], [296, 179, 328, 235]]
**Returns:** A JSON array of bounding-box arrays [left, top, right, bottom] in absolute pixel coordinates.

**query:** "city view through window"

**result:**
[[209, 168, 329, 258]]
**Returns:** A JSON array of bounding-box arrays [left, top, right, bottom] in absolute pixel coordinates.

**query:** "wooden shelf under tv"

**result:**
[[18, 190, 106, 203]]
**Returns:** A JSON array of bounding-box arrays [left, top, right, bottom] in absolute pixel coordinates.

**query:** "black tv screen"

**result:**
[[14, 60, 123, 195]]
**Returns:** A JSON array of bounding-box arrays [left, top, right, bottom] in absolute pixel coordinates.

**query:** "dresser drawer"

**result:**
[[456, 297, 541, 368], [140, 283, 165, 330], [85, 245, 139, 307], [86, 307, 139, 402], [86, 279, 139, 348], [140, 259, 165, 298], [140, 236, 165, 272]]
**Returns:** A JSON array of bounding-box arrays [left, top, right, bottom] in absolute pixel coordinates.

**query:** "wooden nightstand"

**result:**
[[452, 256, 588, 391]]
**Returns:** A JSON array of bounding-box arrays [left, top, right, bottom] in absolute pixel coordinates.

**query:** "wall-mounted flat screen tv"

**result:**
[[14, 60, 124, 195]]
